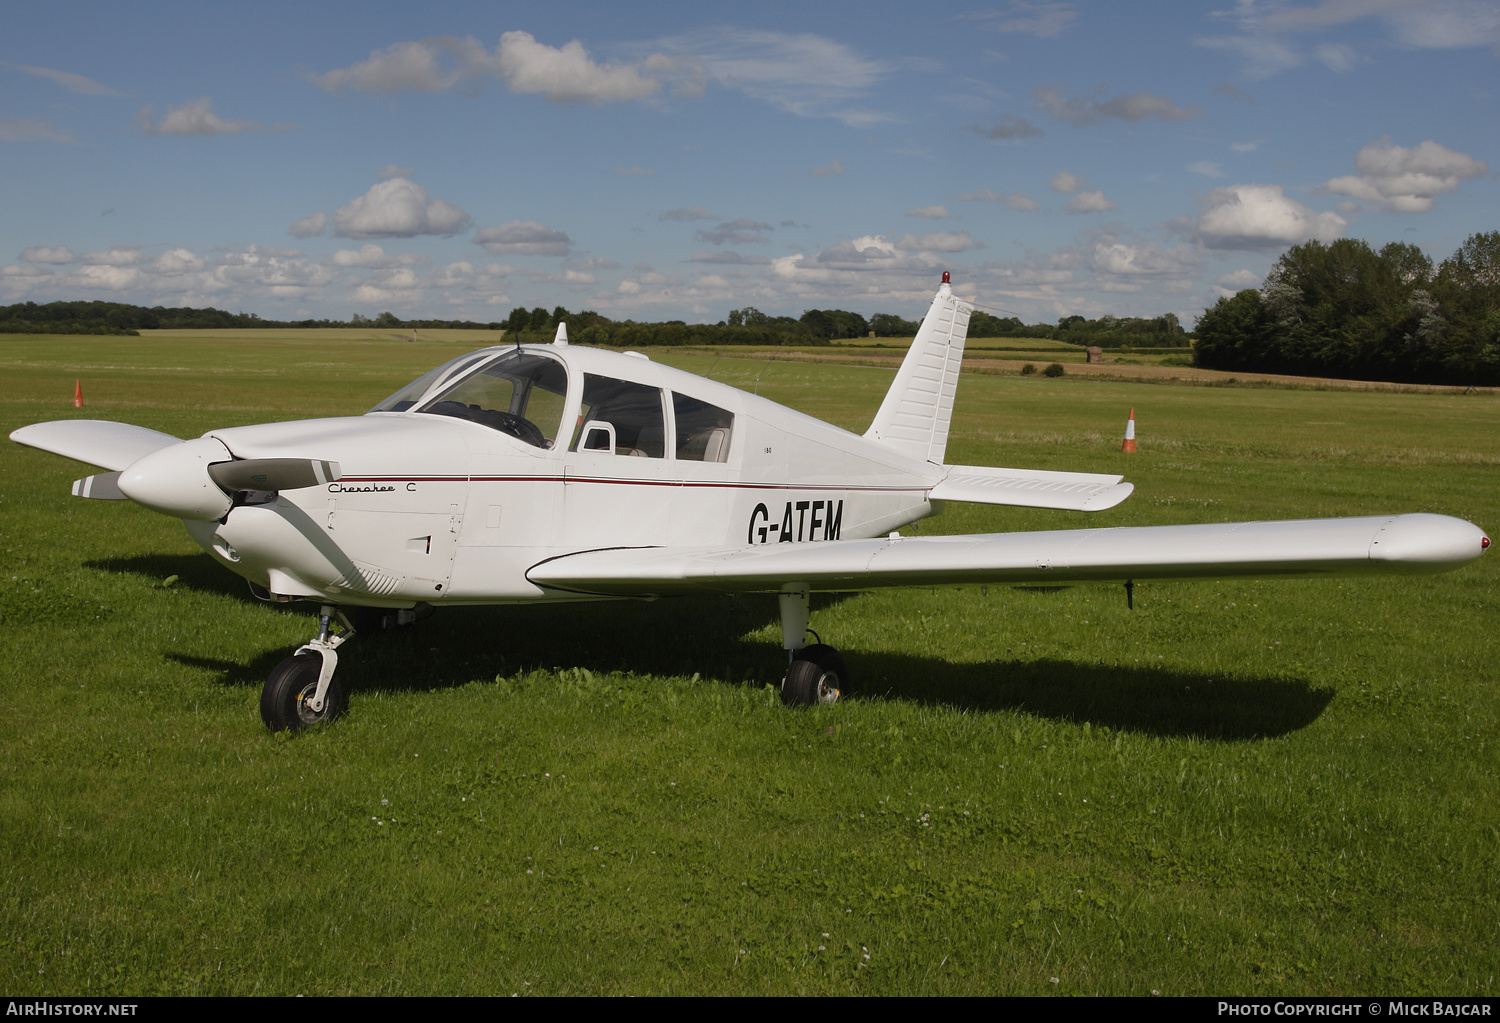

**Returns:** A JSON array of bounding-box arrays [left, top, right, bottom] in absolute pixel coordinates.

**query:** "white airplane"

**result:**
[[11, 274, 1490, 730]]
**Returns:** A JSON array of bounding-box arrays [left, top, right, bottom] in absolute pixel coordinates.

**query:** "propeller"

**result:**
[[208, 458, 342, 493]]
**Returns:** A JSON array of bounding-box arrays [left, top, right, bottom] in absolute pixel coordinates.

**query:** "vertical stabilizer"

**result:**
[[863, 278, 973, 464]]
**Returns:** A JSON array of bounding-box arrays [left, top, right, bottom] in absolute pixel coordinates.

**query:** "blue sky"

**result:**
[[3, 0, 1496, 326]]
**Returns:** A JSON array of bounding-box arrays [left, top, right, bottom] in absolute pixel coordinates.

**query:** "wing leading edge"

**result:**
[[527, 513, 1488, 596]]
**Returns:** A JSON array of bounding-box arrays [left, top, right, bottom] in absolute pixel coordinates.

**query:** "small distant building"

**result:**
[[1086, 346, 1104, 363]]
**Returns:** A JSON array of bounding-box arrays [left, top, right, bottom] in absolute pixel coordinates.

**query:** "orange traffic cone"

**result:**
[[73, 380, 83, 408], [1121, 408, 1136, 453]]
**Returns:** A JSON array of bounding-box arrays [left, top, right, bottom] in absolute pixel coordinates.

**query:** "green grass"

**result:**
[[2, 332, 1497, 995]]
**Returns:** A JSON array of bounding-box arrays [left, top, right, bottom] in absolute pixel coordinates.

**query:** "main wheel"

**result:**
[[781, 644, 847, 707], [261, 653, 344, 731]]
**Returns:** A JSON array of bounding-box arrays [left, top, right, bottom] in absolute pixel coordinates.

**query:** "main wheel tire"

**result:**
[[781, 645, 846, 707], [261, 653, 344, 732]]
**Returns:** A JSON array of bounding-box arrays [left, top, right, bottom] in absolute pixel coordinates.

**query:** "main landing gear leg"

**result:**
[[777, 584, 848, 707], [260, 605, 353, 731]]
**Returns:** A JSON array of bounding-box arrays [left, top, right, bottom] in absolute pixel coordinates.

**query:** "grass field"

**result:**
[[2, 331, 1497, 996]]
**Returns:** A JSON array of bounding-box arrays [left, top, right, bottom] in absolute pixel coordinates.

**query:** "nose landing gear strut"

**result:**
[[260, 605, 353, 731]]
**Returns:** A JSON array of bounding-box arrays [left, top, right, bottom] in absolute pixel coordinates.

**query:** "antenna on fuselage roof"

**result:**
[[553, 322, 569, 346]]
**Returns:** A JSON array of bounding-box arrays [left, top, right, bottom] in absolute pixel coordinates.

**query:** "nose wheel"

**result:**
[[260, 605, 352, 732]]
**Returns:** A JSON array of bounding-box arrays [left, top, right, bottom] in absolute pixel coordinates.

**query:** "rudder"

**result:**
[[863, 279, 972, 464]]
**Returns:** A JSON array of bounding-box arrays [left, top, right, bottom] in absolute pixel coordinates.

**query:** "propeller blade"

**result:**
[[207, 458, 342, 492]]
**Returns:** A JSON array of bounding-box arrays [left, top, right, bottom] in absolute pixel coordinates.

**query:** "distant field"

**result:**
[[2, 329, 1496, 995]]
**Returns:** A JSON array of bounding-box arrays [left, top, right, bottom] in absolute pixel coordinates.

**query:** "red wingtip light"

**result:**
[[1483, 536, 1491, 550], [942, 271, 950, 284]]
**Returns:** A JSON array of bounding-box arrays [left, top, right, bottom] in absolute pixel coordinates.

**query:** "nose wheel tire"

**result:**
[[261, 653, 344, 731], [781, 644, 847, 707]]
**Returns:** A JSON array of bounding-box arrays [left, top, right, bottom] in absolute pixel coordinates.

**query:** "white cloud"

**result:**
[[0, 116, 74, 143], [81, 246, 143, 266], [1189, 161, 1225, 177], [1316, 43, 1358, 71], [1050, 170, 1083, 194], [655, 28, 887, 126], [1231, 139, 1266, 153], [969, 2, 1080, 37], [971, 116, 1044, 140], [614, 164, 656, 175], [311, 33, 667, 105], [1216, 268, 1263, 294], [72, 265, 141, 290], [689, 251, 769, 265], [1033, 86, 1201, 125], [3, 63, 123, 96], [896, 231, 984, 253], [905, 206, 951, 219], [20, 245, 75, 264], [1193, 34, 1303, 79], [696, 219, 773, 246], [496, 31, 661, 104], [527, 269, 597, 289], [377, 164, 414, 180], [289, 211, 328, 239], [331, 178, 473, 239], [311, 37, 492, 94], [812, 159, 845, 177], [152, 248, 204, 274], [473, 220, 572, 256], [659, 206, 717, 222], [137, 98, 282, 135], [329, 243, 423, 268], [1188, 183, 1347, 250], [954, 189, 1039, 210], [1262, 0, 1500, 51], [1067, 190, 1118, 213], [1323, 138, 1488, 212], [1088, 236, 1198, 280]]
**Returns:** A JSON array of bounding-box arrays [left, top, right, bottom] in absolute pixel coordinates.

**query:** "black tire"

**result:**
[[261, 653, 344, 731], [781, 645, 846, 707]]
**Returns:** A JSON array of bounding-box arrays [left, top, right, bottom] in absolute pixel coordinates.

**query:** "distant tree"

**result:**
[[551, 305, 571, 327], [869, 312, 920, 337], [374, 311, 401, 327], [504, 307, 531, 335], [529, 306, 550, 332]]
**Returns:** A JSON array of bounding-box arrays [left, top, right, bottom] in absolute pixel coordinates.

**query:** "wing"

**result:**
[[527, 514, 1488, 596], [931, 464, 1133, 512], [10, 420, 182, 471]]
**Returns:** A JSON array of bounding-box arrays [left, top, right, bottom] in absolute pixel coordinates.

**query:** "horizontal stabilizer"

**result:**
[[9, 420, 182, 471], [72, 471, 127, 500], [932, 464, 1133, 512], [528, 514, 1488, 596]]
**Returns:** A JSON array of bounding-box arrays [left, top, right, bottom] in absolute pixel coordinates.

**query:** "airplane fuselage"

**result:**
[[185, 344, 943, 607]]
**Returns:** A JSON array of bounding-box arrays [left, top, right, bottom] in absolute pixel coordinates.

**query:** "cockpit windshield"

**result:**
[[412, 350, 569, 449], [368, 350, 496, 414]]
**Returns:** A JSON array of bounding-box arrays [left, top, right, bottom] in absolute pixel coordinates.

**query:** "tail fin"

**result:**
[[864, 279, 972, 464]]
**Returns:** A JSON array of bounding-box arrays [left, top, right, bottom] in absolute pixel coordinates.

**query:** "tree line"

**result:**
[[4, 296, 1196, 352], [1194, 231, 1500, 385], [0, 301, 506, 335]]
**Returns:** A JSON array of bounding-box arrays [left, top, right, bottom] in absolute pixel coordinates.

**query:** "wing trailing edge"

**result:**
[[528, 513, 1488, 596]]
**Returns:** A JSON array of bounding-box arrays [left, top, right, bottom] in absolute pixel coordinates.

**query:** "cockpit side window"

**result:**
[[415, 351, 568, 449], [570, 375, 666, 457], [673, 392, 734, 463]]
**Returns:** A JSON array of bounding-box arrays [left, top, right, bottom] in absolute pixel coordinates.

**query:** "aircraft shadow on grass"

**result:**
[[142, 580, 1333, 742]]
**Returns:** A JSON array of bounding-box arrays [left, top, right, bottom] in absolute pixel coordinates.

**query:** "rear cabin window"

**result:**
[[672, 393, 734, 463], [571, 375, 666, 457]]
